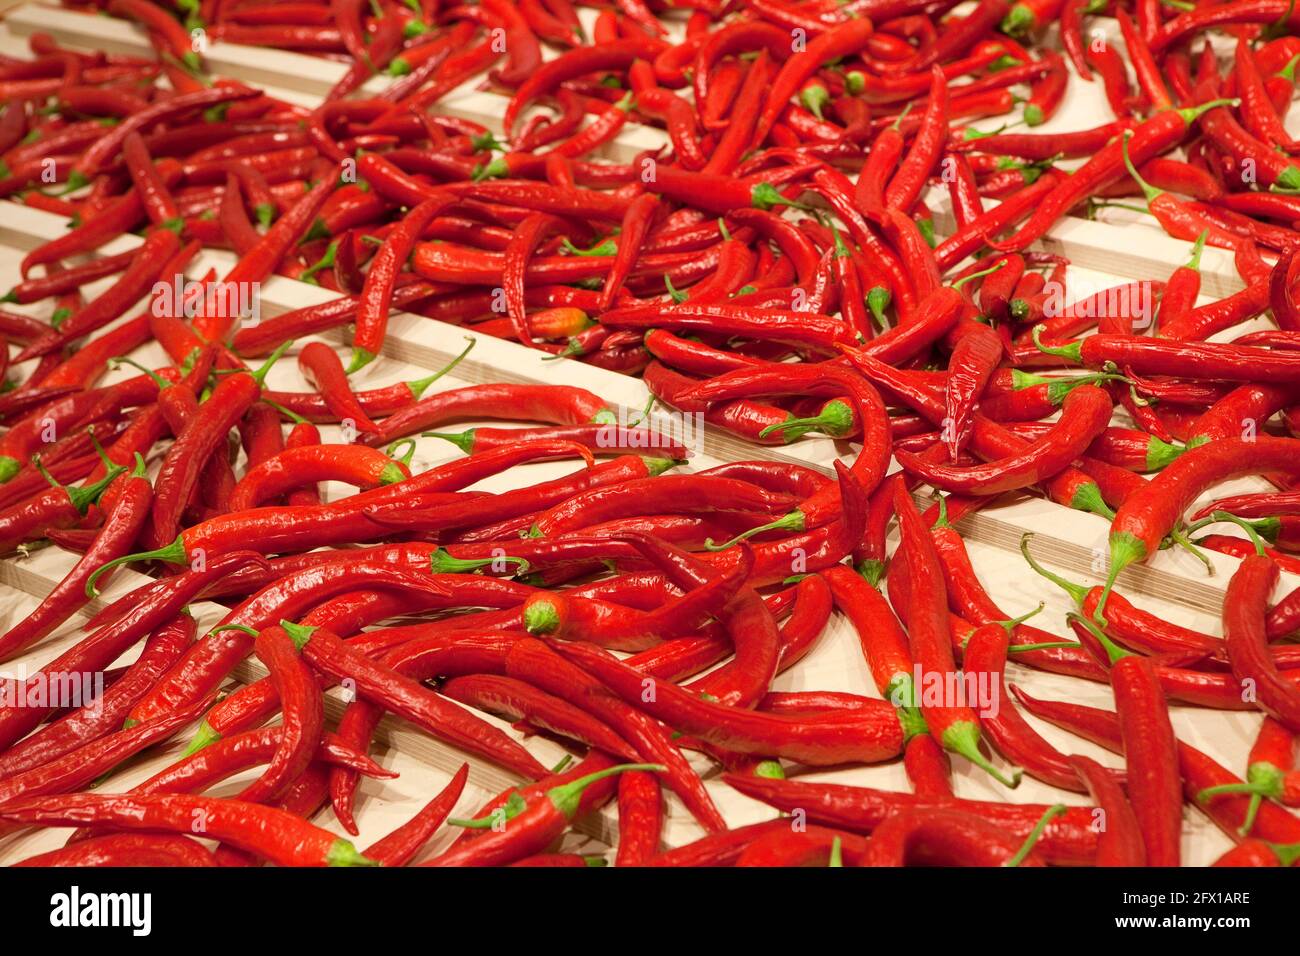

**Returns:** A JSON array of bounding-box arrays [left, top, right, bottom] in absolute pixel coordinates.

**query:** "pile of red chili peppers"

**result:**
[[0, 0, 1300, 868]]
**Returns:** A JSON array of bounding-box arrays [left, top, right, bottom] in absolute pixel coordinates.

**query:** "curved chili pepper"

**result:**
[[1069, 754, 1146, 866], [1011, 687, 1300, 845], [994, 100, 1232, 253], [0, 791, 372, 866], [885, 66, 947, 213]]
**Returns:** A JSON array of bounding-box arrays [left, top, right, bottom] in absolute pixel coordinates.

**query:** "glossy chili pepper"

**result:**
[[1096, 437, 1300, 619], [0, 453, 150, 660], [0, 613, 192, 781], [0, 791, 373, 866], [994, 101, 1232, 253], [1012, 686, 1300, 845], [884, 66, 947, 214], [361, 764, 470, 867], [894, 485, 1018, 786], [1069, 754, 1147, 866], [723, 773, 1097, 865]]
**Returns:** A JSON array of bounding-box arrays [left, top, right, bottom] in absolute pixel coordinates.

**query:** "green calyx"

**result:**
[[425, 429, 475, 453], [1145, 436, 1184, 472], [49, 169, 89, 197], [430, 548, 528, 575], [664, 275, 688, 303], [895, 701, 929, 742], [1004, 804, 1066, 866], [547, 764, 665, 820], [1277, 53, 1300, 83], [1273, 165, 1300, 193], [561, 237, 617, 257], [750, 182, 805, 212], [1000, 4, 1035, 36], [1023, 103, 1045, 127], [0, 456, 19, 484], [1066, 611, 1131, 665], [1030, 324, 1083, 364], [279, 619, 318, 650], [642, 456, 678, 477], [182, 720, 221, 757], [1020, 533, 1089, 607], [761, 400, 855, 442], [703, 510, 806, 551], [754, 760, 785, 780], [327, 839, 378, 867], [523, 598, 562, 635], [346, 347, 376, 375], [856, 558, 885, 587], [866, 286, 891, 330], [800, 84, 829, 121], [472, 157, 509, 182], [844, 71, 866, 95], [1198, 761, 1285, 836], [1092, 531, 1146, 627], [1068, 481, 1114, 519], [377, 462, 406, 485], [299, 240, 338, 286], [941, 720, 1021, 789], [40, 453, 124, 518], [1176, 98, 1239, 128], [84, 533, 188, 598], [915, 217, 937, 249]]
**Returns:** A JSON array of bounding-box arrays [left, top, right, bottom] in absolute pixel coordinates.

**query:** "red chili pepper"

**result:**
[[0, 614, 193, 779], [0, 791, 372, 866], [614, 769, 663, 867], [1224, 542, 1300, 731], [994, 100, 1231, 253], [1069, 754, 1147, 866], [13, 834, 217, 868], [0, 453, 150, 660], [363, 764, 470, 867], [893, 485, 1019, 787], [1094, 437, 1300, 618], [1011, 686, 1300, 845], [723, 773, 1097, 865], [147, 345, 286, 548]]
